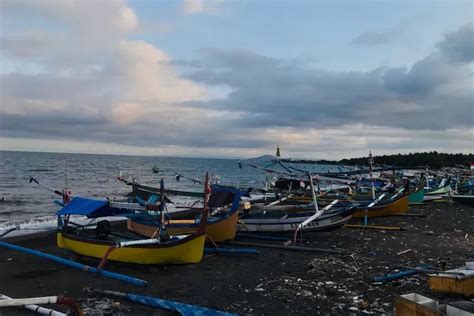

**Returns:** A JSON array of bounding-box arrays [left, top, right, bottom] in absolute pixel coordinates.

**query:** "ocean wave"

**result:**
[[29, 168, 54, 172], [0, 216, 58, 231], [0, 215, 126, 238], [0, 199, 29, 206]]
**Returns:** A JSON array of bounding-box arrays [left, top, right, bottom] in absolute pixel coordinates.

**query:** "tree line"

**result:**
[[283, 152, 474, 168]]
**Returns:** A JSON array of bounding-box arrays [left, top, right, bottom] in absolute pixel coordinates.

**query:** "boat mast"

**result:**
[[308, 173, 319, 214], [159, 178, 165, 240], [369, 151, 375, 200]]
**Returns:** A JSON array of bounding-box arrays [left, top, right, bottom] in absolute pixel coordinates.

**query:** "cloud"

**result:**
[[351, 28, 400, 46], [181, 0, 222, 15], [0, 1, 472, 158], [180, 24, 473, 132], [436, 23, 474, 63], [0, 1, 207, 121], [1, 0, 138, 35]]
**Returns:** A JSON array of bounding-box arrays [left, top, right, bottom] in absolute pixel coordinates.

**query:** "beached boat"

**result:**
[[238, 205, 356, 233], [57, 228, 206, 265], [451, 194, 474, 206], [56, 176, 211, 265], [425, 180, 452, 196], [127, 185, 244, 242], [408, 188, 424, 204], [118, 176, 204, 198], [352, 195, 409, 218]]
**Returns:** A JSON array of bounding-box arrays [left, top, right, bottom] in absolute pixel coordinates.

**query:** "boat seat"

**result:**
[[166, 219, 196, 225]]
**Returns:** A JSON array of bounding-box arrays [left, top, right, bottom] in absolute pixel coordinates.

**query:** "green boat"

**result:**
[[408, 188, 424, 204], [425, 178, 452, 196]]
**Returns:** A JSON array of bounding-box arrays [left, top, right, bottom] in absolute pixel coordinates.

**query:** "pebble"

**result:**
[[300, 290, 313, 297]]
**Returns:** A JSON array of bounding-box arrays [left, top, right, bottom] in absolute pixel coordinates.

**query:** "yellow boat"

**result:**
[[55, 176, 211, 265], [353, 195, 409, 218], [57, 231, 206, 265]]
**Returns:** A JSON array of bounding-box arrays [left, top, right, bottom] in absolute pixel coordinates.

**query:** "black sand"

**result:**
[[0, 202, 473, 315]]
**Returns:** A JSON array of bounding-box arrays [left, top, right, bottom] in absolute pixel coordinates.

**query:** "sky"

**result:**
[[0, 0, 473, 159]]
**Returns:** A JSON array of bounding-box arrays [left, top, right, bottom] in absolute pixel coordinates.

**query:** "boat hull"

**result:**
[[353, 195, 409, 218], [425, 184, 451, 196], [451, 195, 474, 205], [127, 211, 238, 242], [408, 189, 424, 204], [57, 232, 205, 265], [238, 208, 354, 233]]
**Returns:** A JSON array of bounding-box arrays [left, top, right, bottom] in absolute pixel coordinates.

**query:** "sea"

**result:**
[[0, 150, 348, 235]]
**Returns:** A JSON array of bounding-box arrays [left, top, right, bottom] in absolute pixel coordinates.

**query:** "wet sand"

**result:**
[[0, 202, 473, 315]]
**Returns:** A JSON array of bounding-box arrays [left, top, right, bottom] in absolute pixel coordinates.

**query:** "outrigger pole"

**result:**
[[0, 294, 80, 316], [0, 294, 66, 316], [29, 177, 63, 196], [0, 241, 148, 287], [89, 288, 236, 316]]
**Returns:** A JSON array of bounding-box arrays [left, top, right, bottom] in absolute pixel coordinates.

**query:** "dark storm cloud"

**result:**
[[351, 28, 400, 46], [0, 112, 271, 149], [436, 23, 474, 63], [181, 25, 473, 131]]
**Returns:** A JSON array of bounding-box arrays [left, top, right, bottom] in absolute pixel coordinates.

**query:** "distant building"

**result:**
[[276, 144, 281, 157]]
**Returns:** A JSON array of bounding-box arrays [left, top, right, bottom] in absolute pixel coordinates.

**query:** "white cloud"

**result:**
[[1, 0, 208, 127], [181, 0, 222, 15], [183, 0, 205, 14]]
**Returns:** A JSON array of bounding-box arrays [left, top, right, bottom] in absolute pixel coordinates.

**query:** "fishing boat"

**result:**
[[408, 179, 425, 204], [314, 188, 409, 218], [127, 185, 244, 242], [238, 205, 356, 233], [352, 194, 409, 218], [118, 176, 204, 198], [408, 188, 424, 204], [425, 178, 452, 196], [451, 194, 474, 206], [239, 171, 357, 233], [56, 176, 211, 265]]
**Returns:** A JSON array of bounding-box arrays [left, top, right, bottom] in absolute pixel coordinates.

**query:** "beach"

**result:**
[[0, 202, 472, 315]]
